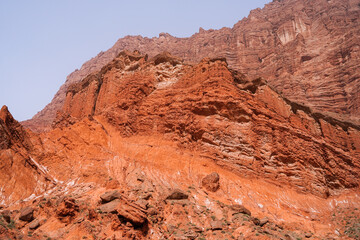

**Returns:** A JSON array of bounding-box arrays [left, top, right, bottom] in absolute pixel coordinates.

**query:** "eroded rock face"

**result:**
[[23, 0, 360, 132], [0, 50, 360, 239], [54, 51, 360, 197]]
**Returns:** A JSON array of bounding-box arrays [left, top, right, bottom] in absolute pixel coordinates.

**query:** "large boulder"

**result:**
[[100, 190, 121, 203], [99, 199, 120, 213], [201, 172, 220, 192], [230, 204, 251, 216], [117, 203, 147, 226], [166, 189, 188, 200], [28, 219, 40, 229], [19, 207, 34, 222]]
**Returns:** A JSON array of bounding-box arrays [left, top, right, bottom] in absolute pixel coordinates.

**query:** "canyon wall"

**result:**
[[56, 51, 360, 198], [23, 0, 360, 131]]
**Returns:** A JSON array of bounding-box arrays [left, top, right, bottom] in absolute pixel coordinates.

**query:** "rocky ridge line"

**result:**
[[23, 0, 360, 132]]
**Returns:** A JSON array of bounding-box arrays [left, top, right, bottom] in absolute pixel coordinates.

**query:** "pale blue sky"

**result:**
[[0, 0, 270, 121]]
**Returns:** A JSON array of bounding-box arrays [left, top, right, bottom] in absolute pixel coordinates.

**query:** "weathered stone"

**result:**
[[139, 192, 152, 200], [99, 199, 120, 214], [116, 203, 147, 226], [56, 198, 79, 223], [259, 217, 269, 227], [285, 233, 297, 240], [88, 209, 97, 221], [100, 190, 121, 203], [166, 189, 188, 200], [28, 219, 40, 229], [19, 207, 34, 222], [230, 204, 251, 216], [201, 172, 220, 192], [165, 199, 190, 206]]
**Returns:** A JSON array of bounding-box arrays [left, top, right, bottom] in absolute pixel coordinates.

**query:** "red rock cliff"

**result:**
[[23, 0, 360, 131], [57, 51, 360, 198], [1, 51, 360, 239]]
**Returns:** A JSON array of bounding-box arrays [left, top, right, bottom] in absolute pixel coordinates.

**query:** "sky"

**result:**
[[0, 0, 270, 121]]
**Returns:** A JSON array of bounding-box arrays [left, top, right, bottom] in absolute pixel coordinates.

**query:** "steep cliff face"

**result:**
[[23, 0, 360, 131], [57, 51, 360, 198], [1, 51, 360, 239]]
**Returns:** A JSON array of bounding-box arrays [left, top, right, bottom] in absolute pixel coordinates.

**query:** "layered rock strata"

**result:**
[[23, 0, 360, 131]]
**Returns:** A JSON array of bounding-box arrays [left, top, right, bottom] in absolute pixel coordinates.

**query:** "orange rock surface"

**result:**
[[23, 0, 360, 132], [1, 51, 359, 239]]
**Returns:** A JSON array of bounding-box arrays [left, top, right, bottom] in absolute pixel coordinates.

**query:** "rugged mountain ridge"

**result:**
[[1, 50, 359, 239], [23, 0, 360, 132]]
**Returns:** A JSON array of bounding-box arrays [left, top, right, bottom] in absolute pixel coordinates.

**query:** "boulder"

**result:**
[[100, 190, 121, 203], [117, 203, 147, 226], [201, 172, 220, 192], [99, 199, 120, 214], [259, 217, 269, 226], [19, 207, 34, 222], [28, 219, 40, 229], [166, 189, 188, 200], [230, 204, 251, 216]]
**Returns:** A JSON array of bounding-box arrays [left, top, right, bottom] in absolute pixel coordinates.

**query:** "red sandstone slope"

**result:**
[[56, 51, 360, 198], [23, 0, 360, 132], [0, 106, 55, 205], [1, 51, 359, 239]]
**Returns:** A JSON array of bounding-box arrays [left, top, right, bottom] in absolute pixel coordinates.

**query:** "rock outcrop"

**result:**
[[19, 207, 34, 222], [23, 0, 360, 132], [1, 49, 360, 238], [201, 172, 220, 192], [0, 106, 54, 205], [55, 51, 360, 197]]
